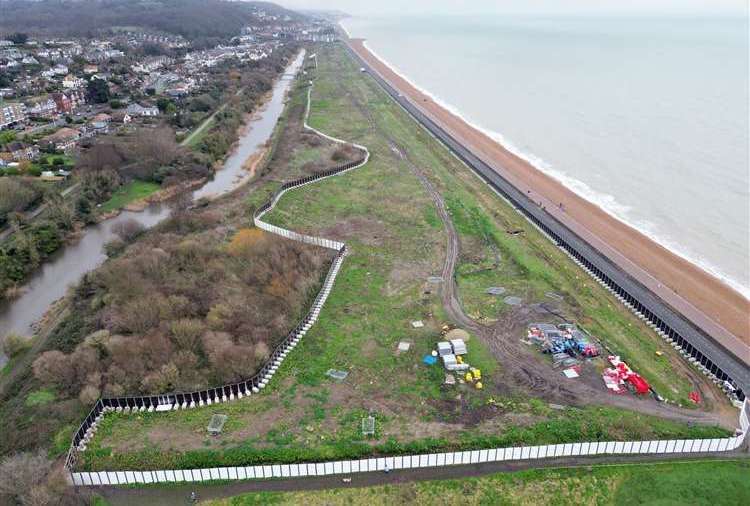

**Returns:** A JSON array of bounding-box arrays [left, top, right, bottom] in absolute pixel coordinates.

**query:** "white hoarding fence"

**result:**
[[71, 400, 748, 486]]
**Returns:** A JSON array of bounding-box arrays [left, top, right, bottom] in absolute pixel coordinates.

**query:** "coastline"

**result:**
[[358, 40, 748, 301], [345, 37, 750, 358]]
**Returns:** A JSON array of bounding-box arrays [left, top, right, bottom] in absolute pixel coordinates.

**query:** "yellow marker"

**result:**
[[475, 382, 483, 389], [456, 355, 464, 364], [474, 368, 482, 380], [655, 351, 663, 357], [465, 372, 473, 382]]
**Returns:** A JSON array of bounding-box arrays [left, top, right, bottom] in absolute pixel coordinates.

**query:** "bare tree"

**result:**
[[0, 451, 85, 505], [77, 142, 125, 173], [130, 127, 181, 169], [112, 218, 145, 243]]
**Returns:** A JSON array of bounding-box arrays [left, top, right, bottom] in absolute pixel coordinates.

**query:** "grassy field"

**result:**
[[78, 43, 729, 472], [99, 180, 160, 213], [205, 460, 750, 506]]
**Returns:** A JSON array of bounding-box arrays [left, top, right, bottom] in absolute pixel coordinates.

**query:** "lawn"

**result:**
[[205, 460, 750, 506], [99, 180, 160, 213], [78, 43, 729, 472]]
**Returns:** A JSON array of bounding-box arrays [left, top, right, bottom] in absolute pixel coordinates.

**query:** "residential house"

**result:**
[[62, 74, 85, 89], [112, 111, 132, 124], [0, 102, 26, 129], [51, 64, 69, 75], [93, 113, 112, 124], [126, 103, 159, 117], [103, 49, 125, 59], [83, 64, 99, 74], [41, 127, 80, 152], [25, 96, 57, 118], [4, 141, 39, 161], [132, 56, 173, 73], [89, 120, 109, 136], [21, 56, 39, 66], [51, 92, 73, 114]]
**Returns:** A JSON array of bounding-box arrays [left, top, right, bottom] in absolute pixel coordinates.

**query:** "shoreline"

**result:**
[[358, 40, 748, 301], [345, 37, 750, 359]]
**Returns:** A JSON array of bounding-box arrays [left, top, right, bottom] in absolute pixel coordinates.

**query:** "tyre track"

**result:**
[[333, 52, 729, 427]]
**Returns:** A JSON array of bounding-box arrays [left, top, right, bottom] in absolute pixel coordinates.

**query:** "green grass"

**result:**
[[205, 460, 750, 505], [24, 388, 55, 407], [183, 115, 216, 148], [77, 43, 729, 472], [79, 402, 728, 472], [99, 180, 160, 213]]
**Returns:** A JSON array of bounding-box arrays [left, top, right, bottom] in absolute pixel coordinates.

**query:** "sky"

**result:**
[[275, 0, 748, 17]]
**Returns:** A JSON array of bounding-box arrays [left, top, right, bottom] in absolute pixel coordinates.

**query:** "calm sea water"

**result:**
[[342, 15, 750, 297]]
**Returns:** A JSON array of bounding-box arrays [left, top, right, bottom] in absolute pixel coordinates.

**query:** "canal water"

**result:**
[[0, 51, 305, 365]]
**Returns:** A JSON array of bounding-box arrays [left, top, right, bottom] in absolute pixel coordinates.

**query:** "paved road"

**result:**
[[95, 452, 749, 505]]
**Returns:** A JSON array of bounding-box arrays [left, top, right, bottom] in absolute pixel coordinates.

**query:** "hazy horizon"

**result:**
[[277, 0, 748, 17]]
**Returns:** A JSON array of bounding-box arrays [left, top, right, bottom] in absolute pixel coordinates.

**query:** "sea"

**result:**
[[341, 15, 750, 298]]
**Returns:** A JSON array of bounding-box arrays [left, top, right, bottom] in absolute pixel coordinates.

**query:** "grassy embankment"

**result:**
[[78, 44, 728, 473], [98, 180, 161, 213], [206, 460, 750, 506]]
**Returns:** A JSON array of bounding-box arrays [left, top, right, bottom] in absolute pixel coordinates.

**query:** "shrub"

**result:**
[[169, 319, 205, 353], [32, 350, 72, 388], [112, 219, 145, 243], [78, 384, 101, 405], [0, 451, 79, 505], [1, 333, 30, 358]]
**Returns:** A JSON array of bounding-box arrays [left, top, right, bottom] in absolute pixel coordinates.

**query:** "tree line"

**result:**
[[0, 0, 304, 42]]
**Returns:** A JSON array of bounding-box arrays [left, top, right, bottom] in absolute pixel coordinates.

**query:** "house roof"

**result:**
[[43, 127, 79, 142]]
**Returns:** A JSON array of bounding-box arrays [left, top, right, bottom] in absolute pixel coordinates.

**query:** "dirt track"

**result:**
[[337, 54, 735, 430], [347, 40, 750, 355]]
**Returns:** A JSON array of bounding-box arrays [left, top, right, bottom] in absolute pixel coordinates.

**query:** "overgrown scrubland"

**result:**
[[0, 53, 336, 458], [79, 44, 731, 473], [32, 225, 330, 401]]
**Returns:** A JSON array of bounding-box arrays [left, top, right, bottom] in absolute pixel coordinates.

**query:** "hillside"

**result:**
[[0, 0, 304, 40]]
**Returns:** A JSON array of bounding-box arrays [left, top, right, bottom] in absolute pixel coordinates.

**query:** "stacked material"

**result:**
[[527, 323, 600, 358], [602, 368, 626, 393], [450, 338, 467, 355], [437, 341, 453, 357], [604, 356, 651, 395], [437, 340, 470, 371]]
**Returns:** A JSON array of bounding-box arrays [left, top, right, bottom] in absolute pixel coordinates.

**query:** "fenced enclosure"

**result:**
[[64, 71, 370, 475]]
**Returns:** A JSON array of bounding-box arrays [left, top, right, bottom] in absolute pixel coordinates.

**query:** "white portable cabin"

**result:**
[[450, 339, 467, 355], [437, 341, 453, 357]]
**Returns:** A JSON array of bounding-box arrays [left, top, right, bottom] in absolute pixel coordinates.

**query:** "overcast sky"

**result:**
[[275, 0, 748, 17]]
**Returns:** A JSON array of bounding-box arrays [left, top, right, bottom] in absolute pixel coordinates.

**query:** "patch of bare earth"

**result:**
[[319, 216, 389, 247]]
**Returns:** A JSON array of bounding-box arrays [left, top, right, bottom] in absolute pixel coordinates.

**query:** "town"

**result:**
[[0, 4, 336, 299], [1, 17, 334, 172]]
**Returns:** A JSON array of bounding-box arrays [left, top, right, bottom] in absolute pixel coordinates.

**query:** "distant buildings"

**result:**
[[126, 103, 159, 117], [40, 127, 80, 152], [4, 141, 39, 161], [132, 56, 173, 74], [0, 102, 26, 129], [25, 96, 57, 118]]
